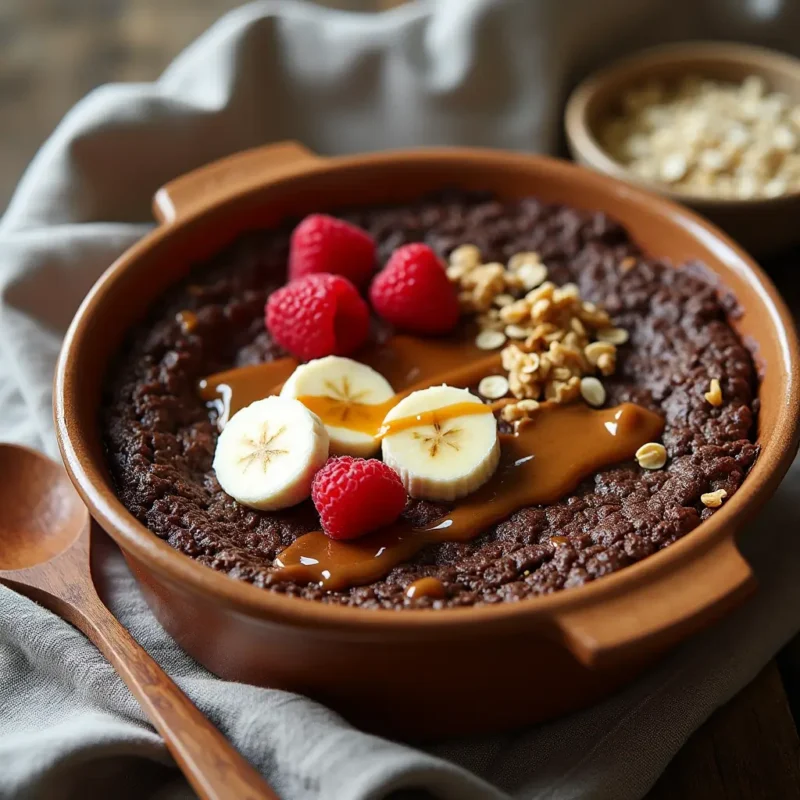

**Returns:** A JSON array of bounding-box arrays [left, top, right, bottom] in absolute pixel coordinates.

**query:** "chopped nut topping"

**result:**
[[584, 340, 616, 366], [504, 324, 529, 340], [508, 251, 542, 272], [501, 398, 540, 423], [545, 376, 581, 403], [596, 327, 630, 345], [448, 265, 470, 282], [517, 399, 540, 413], [478, 375, 510, 400], [578, 301, 612, 329], [619, 257, 637, 273], [530, 298, 552, 321], [580, 376, 607, 407], [635, 442, 667, 470], [595, 352, 616, 377], [570, 316, 587, 337], [701, 489, 728, 508], [475, 330, 507, 350], [704, 378, 723, 406], [450, 247, 550, 315], [516, 262, 549, 291], [449, 244, 482, 270], [460, 263, 506, 311], [500, 299, 531, 324], [526, 281, 555, 304], [457, 247, 628, 409], [599, 75, 800, 199]]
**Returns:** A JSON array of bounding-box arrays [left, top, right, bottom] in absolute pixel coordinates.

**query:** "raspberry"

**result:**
[[289, 214, 376, 288], [266, 273, 369, 361], [311, 456, 407, 540], [369, 243, 460, 335]]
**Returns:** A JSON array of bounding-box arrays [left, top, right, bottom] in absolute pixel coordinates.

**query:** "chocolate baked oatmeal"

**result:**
[[103, 191, 759, 609]]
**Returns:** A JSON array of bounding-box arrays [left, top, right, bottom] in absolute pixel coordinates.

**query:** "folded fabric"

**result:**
[[2, 1, 799, 798]]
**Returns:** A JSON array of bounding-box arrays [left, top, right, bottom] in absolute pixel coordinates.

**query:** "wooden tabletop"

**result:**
[[1, 1, 799, 797]]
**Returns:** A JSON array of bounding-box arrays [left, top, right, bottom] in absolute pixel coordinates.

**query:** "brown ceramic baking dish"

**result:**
[[54, 142, 800, 739]]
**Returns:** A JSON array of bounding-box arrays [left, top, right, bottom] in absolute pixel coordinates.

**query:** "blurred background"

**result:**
[[0, 0, 405, 211]]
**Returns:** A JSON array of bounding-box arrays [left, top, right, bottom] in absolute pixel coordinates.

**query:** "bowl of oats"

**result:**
[[565, 41, 800, 254]]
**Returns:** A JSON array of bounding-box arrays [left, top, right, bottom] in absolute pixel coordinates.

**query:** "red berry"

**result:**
[[266, 273, 369, 361], [311, 456, 407, 540], [289, 214, 376, 288], [369, 243, 460, 335]]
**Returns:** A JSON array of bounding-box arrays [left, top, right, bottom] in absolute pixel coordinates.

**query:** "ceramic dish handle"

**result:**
[[153, 141, 320, 224], [554, 536, 755, 669]]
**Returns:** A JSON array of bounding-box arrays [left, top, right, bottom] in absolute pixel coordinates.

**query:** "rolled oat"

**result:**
[[599, 74, 800, 199], [478, 375, 510, 400], [475, 329, 507, 350]]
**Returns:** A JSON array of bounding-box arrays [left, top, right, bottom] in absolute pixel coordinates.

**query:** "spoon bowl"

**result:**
[[0, 444, 87, 570]]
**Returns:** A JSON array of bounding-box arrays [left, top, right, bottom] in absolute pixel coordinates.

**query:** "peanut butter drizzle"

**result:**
[[378, 402, 492, 438], [272, 402, 664, 591], [297, 394, 397, 437], [297, 396, 492, 438], [198, 333, 501, 429], [199, 360, 299, 427], [406, 577, 446, 600]]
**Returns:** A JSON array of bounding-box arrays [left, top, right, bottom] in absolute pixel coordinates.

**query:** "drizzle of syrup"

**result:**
[[406, 577, 446, 600], [198, 334, 501, 430], [297, 394, 397, 437], [272, 402, 664, 591], [198, 359, 298, 428], [378, 401, 492, 439], [296, 396, 493, 440]]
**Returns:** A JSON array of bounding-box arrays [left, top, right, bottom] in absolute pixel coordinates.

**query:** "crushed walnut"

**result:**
[[448, 248, 549, 317], [501, 399, 540, 430], [599, 74, 800, 199], [448, 246, 630, 423]]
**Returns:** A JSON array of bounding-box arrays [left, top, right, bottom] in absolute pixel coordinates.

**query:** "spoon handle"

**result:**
[[54, 587, 280, 800]]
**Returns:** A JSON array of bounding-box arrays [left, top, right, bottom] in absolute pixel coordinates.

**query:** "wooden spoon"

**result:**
[[0, 443, 279, 800]]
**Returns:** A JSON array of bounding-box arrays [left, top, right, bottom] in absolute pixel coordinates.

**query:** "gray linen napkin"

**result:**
[[2, 1, 800, 798]]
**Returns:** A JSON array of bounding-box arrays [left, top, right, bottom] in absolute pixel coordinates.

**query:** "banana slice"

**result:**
[[213, 396, 329, 510], [381, 385, 499, 502], [281, 356, 395, 457]]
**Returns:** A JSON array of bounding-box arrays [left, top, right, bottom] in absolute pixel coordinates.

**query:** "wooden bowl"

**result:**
[[54, 142, 800, 739], [565, 42, 800, 256]]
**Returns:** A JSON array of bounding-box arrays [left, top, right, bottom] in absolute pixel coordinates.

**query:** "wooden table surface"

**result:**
[[1, 1, 799, 797]]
